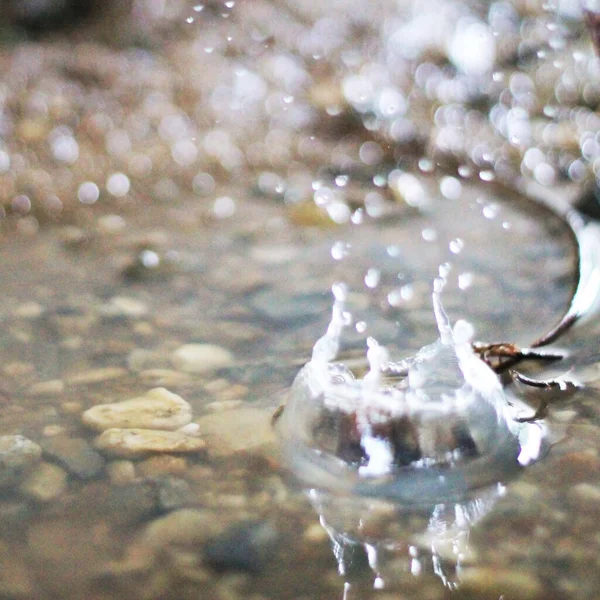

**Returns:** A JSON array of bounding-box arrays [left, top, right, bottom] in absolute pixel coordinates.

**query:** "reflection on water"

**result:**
[[309, 483, 503, 595]]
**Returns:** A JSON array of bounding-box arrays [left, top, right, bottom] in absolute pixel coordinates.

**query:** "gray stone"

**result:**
[[0, 435, 42, 490], [41, 436, 105, 479], [204, 520, 280, 573], [20, 462, 68, 502]]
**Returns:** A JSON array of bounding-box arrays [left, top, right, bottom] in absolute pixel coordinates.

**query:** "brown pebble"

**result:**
[[137, 455, 188, 477]]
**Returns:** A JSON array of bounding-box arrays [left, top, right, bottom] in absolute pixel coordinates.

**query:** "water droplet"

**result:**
[[331, 241, 350, 261], [364, 268, 381, 289], [458, 272, 474, 290], [186, 16, 195, 23], [213, 196, 236, 218], [106, 172, 130, 198], [440, 176, 462, 200], [78, 182, 100, 205], [356, 321, 367, 333], [483, 204, 499, 219], [449, 238, 465, 254], [335, 175, 349, 187], [421, 227, 438, 242]]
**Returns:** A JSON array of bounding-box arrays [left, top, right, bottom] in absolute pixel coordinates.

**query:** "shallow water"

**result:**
[[2, 1, 600, 599]]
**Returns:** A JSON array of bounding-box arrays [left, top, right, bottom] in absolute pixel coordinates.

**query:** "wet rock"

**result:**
[[137, 455, 188, 477], [65, 367, 127, 386], [204, 520, 280, 573], [459, 567, 543, 599], [106, 460, 136, 485], [171, 344, 234, 374], [82, 387, 192, 432], [0, 435, 42, 489], [142, 508, 217, 548], [106, 480, 161, 525], [25, 379, 65, 397], [94, 428, 206, 458], [41, 436, 105, 479], [155, 477, 193, 511], [20, 462, 68, 502], [195, 408, 276, 456]]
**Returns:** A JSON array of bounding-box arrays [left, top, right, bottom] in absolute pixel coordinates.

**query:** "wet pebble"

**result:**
[[204, 520, 280, 573], [20, 462, 68, 502], [25, 379, 65, 397], [106, 460, 137, 486], [65, 367, 127, 386], [171, 344, 234, 374], [0, 435, 42, 489], [459, 567, 542, 599], [137, 455, 188, 477], [82, 387, 192, 432], [40, 436, 105, 479], [155, 476, 193, 511], [142, 508, 218, 549], [94, 428, 206, 458], [195, 408, 276, 456]]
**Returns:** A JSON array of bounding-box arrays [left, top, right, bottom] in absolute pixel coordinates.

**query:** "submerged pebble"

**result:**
[[204, 520, 280, 573], [20, 462, 68, 502], [0, 435, 42, 490], [40, 436, 105, 479], [82, 387, 192, 432], [94, 428, 206, 458], [195, 408, 276, 456], [171, 344, 234, 374]]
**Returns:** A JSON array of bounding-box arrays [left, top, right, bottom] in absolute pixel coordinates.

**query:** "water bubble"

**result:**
[[0, 150, 10, 173], [11, 195, 31, 215], [359, 141, 383, 166], [449, 238, 465, 254], [440, 176, 462, 200], [421, 227, 438, 242], [186, 16, 195, 23], [78, 182, 100, 205], [482, 204, 499, 219], [50, 134, 79, 163], [192, 172, 216, 196], [193, 4, 204, 11], [331, 241, 350, 261], [356, 321, 367, 333], [106, 172, 131, 198], [458, 272, 474, 290], [141, 250, 160, 268], [364, 268, 381, 289], [213, 196, 236, 219], [335, 175, 349, 187]]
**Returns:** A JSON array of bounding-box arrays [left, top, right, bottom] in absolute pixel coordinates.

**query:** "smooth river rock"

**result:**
[[171, 344, 234, 374], [94, 428, 207, 458], [82, 387, 192, 432], [0, 435, 42, 489]]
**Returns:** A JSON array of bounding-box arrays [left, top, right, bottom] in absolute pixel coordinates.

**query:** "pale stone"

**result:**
[[94, 428, 207, 458], [106, 460, 137, 485], [572, 483, 600, 502], [20, 462, 68, 502], [195, 408, 275, 456], [460, 567, 542, 599], [101, 296, 148, 318], [171, 344, 234, 374], [82, 387, 192, 432], [66, 367, 127, 385], [26, 379, 65, 397]]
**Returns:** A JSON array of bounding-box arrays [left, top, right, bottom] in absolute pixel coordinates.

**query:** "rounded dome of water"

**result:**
[[278, 307, 547, 503]]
